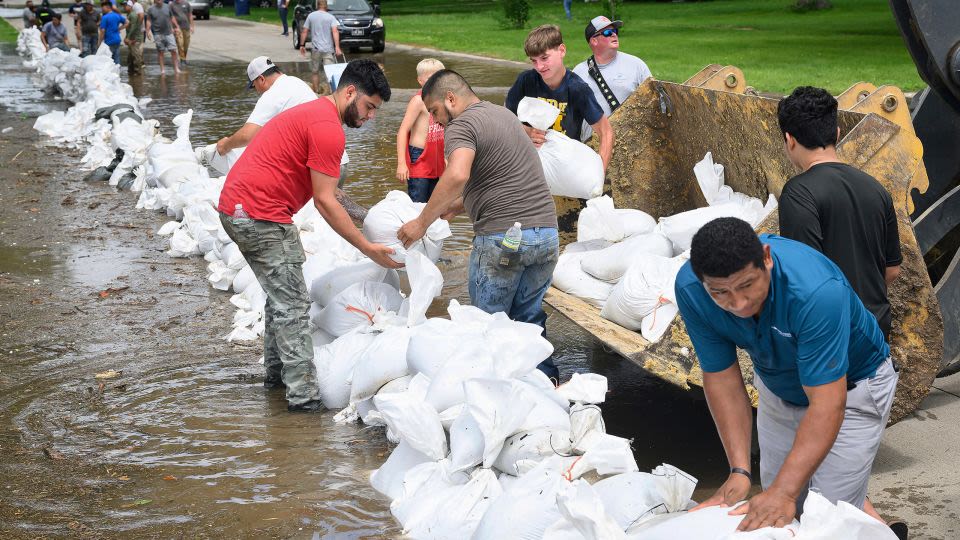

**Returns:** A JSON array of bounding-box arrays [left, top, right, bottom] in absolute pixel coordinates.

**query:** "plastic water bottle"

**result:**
[[233, 203, 250, 221], [498, 222, 522, 267]]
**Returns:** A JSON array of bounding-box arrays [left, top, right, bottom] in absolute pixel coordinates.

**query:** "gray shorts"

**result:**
[[155, 33, 177, 52], [309, 50, 335, 73], [756, 358, 898, 511]]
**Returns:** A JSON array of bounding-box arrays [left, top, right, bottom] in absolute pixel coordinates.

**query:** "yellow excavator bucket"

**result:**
[[546, 68, 943, 423]]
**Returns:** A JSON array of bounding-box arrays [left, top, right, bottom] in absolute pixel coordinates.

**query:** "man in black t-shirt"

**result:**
[[505, 24, 614, 172], [777, 86, 902, 339]]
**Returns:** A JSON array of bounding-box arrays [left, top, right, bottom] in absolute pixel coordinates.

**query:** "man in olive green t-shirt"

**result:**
[[398, 69, 562, 380], [123, 1, 144, 75]]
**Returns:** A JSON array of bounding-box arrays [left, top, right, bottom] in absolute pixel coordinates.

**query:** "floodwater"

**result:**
[[0, 44, 746, 538]]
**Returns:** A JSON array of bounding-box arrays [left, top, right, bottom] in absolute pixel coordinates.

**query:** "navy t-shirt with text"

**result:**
[[505, 69, 604, 142]]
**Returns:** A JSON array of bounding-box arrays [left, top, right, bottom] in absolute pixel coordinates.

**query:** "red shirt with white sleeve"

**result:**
[[218, 98, 344, 224]]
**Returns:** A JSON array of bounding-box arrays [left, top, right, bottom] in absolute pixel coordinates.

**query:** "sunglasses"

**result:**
[[595, 27, 618, 38]]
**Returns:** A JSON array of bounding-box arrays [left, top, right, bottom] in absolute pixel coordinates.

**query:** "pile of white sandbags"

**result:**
[[16, 27, 46, 68], [516, 97, 605, 200], [553, 154, 777, 343]]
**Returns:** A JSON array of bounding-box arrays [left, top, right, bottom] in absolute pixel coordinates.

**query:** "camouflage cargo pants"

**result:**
[[220, 213, 318, 405]]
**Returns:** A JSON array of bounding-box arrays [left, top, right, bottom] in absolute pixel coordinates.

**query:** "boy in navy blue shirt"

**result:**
[[505, 24, 614, 172], [676, 217, 898, 533]]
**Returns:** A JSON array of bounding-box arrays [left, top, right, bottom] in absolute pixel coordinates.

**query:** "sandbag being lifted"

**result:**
[[516, 97, 604, 200]]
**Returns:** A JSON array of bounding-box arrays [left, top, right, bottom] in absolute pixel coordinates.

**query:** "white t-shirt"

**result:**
[[133, 2, 144, 16], [305, 10, 339, 53], [245, 75, 349, 166], [246, 74, 318, 126], [573, 51, 652, 117]]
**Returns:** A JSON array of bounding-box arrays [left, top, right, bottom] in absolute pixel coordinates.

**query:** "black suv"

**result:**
[[292, 0, 384, 53]]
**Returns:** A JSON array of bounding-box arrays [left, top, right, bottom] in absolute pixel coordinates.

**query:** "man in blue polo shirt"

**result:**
[[676, 217, 898, 532]]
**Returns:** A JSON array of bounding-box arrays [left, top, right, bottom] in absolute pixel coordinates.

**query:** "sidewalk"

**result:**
[[870, 373, 960, 539]]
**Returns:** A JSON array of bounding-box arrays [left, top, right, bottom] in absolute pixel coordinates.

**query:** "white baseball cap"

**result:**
[[246, 56, 277, 88]]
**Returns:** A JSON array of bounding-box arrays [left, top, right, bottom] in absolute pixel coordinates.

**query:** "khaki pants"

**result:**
[[174, 29, 190, 60], [127, 40, 144, 75]]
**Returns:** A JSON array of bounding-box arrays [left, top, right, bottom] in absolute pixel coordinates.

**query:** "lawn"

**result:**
[[0, 17, 19, 43], [213, 0, 923, 94]]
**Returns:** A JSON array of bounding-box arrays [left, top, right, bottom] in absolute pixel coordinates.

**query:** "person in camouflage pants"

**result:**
[[220, 216, 318, 407]]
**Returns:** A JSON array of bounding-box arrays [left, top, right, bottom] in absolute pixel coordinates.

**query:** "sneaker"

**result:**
[[889, 521, 908, 540], [287, 400, 325, 412]]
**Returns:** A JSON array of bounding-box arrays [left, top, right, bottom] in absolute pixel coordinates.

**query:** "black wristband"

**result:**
[[730, 467, 752, 482]]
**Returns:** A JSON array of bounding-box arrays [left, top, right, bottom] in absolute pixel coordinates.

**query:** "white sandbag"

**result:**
[[395, 467, 502, 540], [232, 265, 256, 294], [577, 195, 625, 243], [545, 480, 627, 540], [630, 506, 747, 539], [405, 251, 443, 326], [195, 143, 244, 176], [552, 252, 614, 308], [617, 209, 657, 238], [569, 433, 639, 477], [472, 456, 569, 540], [516, 379, 571, 434], [310, 259, 401, 307], [558, 373, 608, 404], [370, 440, 433, 501], [424, 345, 496, 412], [349, 325, 412, 403], [641, 302, 680, 343], [484, 319, 554, 379], [600, 255, 686, 332], [593, 465, 698, 531], [780, 490, 897, 540], [362, 190, 451, 263], [515, 97, 604, 199], [406, 317, 465, 377], [313, 331, 377, 409], [448, 408, 485, 472], [314, 281, 404, 337], [580, 232, 674, 283], [493, 428, 571, 476], [563, 238, 613, 255], [658, 195, 777, 254], [463, 379, 536, 468], [569, 403, 605, 453], [373, 391, 447, 460]]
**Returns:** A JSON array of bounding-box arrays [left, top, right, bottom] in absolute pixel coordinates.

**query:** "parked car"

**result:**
[[191, 0, 211, 19], [292, 0, 384, 53]]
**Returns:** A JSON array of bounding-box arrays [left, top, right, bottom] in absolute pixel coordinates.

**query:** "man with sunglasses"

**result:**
[[573, 16, 651, 139]]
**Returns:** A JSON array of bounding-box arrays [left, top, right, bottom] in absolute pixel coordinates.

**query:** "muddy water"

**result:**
[[0, 45, 742, 538]]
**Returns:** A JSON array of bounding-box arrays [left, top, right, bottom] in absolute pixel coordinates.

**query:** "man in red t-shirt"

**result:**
[[218, 59, 399, 412]]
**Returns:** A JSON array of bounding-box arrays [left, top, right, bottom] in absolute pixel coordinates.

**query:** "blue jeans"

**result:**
[[470, 227, 560, 379], [108, 43, 121, 64], [278, 7, 288, 34], [407, 145, 438, 203], [81, 35, 97, 57], [563, 0, 572, 19]]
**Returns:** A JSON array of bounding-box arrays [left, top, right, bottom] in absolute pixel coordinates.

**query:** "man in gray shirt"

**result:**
[[23, 1, 38, 28], [169, 0, 193, 65], [145, 0, 181, 75], [299, 0, 341, 94], [41, 13, 71, 51], [398, 70, 561, 379], [75, 1, 100, 57], [573, 16, 651, 137]]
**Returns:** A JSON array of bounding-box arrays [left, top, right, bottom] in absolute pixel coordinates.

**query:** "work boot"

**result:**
[[263, 378, 286, 390], [889, 521, 908, 540], [287, 400, 325, 412]]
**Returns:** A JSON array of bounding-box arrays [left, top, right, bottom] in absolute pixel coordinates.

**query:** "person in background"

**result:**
[[215, 56, 318, 156], [278, 0, 289, 37], [397, 70, 561, 380], [395, 58, 446, 203], [505, 24, 614, 172], [99, 1, 126, 64], [23, 1, 38, 29], [676, 218, 898, 534], [573, 16, 652, 139], [36, 0, 56, 27], [123, 0, 144, 75], [145, 0, 181, 75], [76, 1, 101, 57], [217, 60, 397, 411], [299, 0, 341, 95], [41, 13, 71, 52], [563, 0, 572, 21], [68, 0, 85, 22], [170, 0, 194, 66]]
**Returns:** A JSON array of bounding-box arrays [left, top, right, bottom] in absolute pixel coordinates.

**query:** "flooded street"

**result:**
[[0, 44, 738, 538]]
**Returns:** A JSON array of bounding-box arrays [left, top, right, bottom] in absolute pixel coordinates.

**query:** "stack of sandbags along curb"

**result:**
[[553, 153, 778, 343], [17, 31, 898, 540]]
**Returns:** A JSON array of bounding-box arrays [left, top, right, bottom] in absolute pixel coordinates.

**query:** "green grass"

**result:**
[[214, 0, 923, 94], [0, 17, 19, 43]]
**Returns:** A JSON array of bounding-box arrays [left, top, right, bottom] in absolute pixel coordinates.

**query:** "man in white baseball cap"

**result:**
[[573, 15, 652, 138]]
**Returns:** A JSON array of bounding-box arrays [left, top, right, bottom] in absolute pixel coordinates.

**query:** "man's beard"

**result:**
[[342, 100, 363, 128]]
